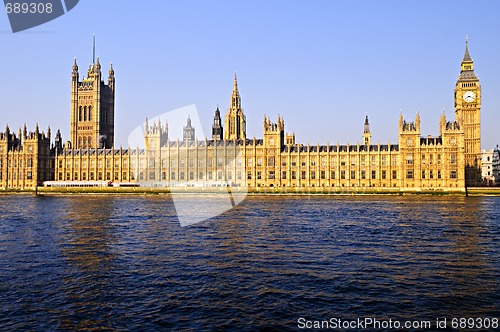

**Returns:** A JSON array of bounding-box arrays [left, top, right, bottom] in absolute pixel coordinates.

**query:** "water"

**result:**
[[0, 194, 499, 331]]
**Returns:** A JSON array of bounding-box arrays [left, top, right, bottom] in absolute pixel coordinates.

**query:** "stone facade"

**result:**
[[0, 39, 480, 192]]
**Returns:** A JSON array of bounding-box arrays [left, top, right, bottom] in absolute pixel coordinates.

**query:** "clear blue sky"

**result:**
[[1, 1, 499, 148]]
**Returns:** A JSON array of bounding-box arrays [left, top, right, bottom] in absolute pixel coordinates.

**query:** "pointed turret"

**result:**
[[72, 57, 78, 75], [463, 35, 472, 62], [459, 35, 476, 79], [224, 72, 246, 140], [212, 106, 223, 141], [363, 115, 371, 146], [183, 116, 195, 141], [231, 71, 241, 109]]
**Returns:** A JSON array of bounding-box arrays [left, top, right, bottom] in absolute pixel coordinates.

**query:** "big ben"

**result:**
[[454, 36, 481, 186]]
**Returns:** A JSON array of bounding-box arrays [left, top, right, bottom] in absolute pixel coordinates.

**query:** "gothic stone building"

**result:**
[[0, 39, 481, 191]]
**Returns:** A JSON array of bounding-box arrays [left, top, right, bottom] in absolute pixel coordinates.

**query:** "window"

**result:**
[[438, 170, 442, 179], [171, 172, 175, 180], [321, 170, 326, 179], [371, 170, 376, 179], [268, 157, 275, 167], [406, 154, 414, 165], [361, 156, 366, 166], [331, 171, 335, 179], [372, 156, 376, 166], [392, 170, 397, 180], [291, 171, 297, 179], [361, 170, 366, 179], [268, 171, 275, 179], [199, 172, 204, 180], [257, 171, 262, 179], [247, 171, 252, 180], [450, 170, 457, 179], [291, 157, 297, 167], [450, 154, 457, 165], [190, 172, 194, 180], [422, 155, 426, 164], [430, 170, 433, 179], [422, 170, 426, 179], [281, 158, 287, 167], [341, 170, 346, 179], [247, 158, 253, 167], [311, 158, 316, 166], [282, 171, 287, 179], [311, 171, 315, 180], [301, 158, 306, 167], [98, 172, 103, 180], [406, 170, 413, 179], [351, 170, 356, 179], [382, 170, 387, 179], [341, 156, 346, 166], [257, 158, 262, 167], [181, 172, 185, 180], [27, 171, 32, 180], [227, 172, 232, 180], [392, 156, 397, 166], [301, 171, 306, 180]]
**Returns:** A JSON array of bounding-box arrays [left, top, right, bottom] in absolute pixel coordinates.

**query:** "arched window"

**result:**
[[79, 106, 82, 121], [88, 136, 92, 147], [78, 136, 82, 147], [88, 106, 92, 121], [84, 106, 87, 121], [83, 136, 87, 148]]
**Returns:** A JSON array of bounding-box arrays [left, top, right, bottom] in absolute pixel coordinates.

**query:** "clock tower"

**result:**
[[454, 36, 481, 186]]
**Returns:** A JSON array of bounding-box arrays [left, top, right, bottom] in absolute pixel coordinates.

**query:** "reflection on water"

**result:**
[[0, 195, 499, 331]]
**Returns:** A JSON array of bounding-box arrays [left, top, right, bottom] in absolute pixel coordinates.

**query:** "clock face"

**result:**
[[463, 91, 476, 102]]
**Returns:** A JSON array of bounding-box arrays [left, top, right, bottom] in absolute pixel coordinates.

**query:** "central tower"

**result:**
[[454, 36, 481, 185], [70, 38, 115, 149], [223, 73, 246, 140]]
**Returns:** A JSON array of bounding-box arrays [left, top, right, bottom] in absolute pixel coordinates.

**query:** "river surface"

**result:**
[[0, 194, 499, 331]]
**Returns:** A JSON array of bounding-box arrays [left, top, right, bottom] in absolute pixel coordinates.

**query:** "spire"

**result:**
[[212, 106, 223, 141], [230, 71, 241, 109], [463, 35, 472, 62], [363, 115, 371, 145], [363, 115, 370, 133], [93, 34, 96, 65], [459, 35, 476, 77]]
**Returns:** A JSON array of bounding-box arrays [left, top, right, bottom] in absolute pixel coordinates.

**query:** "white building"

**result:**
[[481, 146, 500, 185]]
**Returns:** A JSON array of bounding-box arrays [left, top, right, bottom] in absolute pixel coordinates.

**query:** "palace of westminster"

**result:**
[[0, 39, 483, 191]]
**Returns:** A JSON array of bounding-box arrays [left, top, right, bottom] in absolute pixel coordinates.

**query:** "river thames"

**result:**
[[0, 194, 499, 331]]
